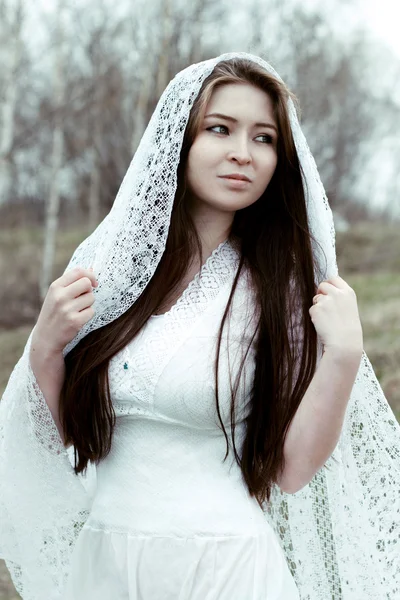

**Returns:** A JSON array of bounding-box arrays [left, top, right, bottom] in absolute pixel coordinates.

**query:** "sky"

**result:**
[[362, 0, 400, 58], [300, 0, 400, 59]]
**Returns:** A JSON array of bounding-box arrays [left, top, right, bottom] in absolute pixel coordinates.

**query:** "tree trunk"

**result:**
[[88, 43, 102, 232], [0, 0, 23, 206], [40, 0, 66, 301], [88, 146, 101, 231], [156, 0, 172, 99], [130, 57, 153, 155]]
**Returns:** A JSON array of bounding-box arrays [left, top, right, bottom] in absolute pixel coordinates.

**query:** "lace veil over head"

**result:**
[[0, 52, 399, 599]]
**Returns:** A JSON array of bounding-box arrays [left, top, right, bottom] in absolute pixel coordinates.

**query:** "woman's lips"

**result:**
[[219, 176, 251, 188], [219, 174, 251, 182]]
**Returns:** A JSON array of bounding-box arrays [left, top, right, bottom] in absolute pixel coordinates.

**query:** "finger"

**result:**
[[325, 275, 349, 290], [71, 290, 95, 312], [317, 281, 338, 295], [74, 305, 95, 327], [312, 294, 324, 305], [58, 267, 98, 289], [65, 277, 97, 300]]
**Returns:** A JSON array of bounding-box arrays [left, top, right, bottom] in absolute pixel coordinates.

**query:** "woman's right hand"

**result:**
[[32, 267, 99, 355]]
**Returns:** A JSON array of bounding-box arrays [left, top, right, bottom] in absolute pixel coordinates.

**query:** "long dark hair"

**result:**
[[60, 58, 326, 507]]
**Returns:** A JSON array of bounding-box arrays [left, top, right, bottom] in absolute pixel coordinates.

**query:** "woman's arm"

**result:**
[[29, 335, 69, 446], [277, 346, 362, 494]]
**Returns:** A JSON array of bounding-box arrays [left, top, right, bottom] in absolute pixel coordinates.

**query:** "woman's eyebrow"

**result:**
[[204, 112, 278, 133]]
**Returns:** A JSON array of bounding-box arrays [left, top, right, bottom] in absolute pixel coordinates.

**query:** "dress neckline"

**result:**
[[150, 237, 232, 319], [119, 236, 241, 408]]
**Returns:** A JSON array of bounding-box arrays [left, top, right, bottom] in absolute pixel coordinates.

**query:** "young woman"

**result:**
[[1, 53, 399, 600]]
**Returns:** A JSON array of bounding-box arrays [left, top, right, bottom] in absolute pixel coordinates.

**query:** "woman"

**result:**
[[0, 53, 399, 600]]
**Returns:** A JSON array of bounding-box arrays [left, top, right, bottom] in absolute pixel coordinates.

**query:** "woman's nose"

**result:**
[[227, 139, 251, 164]]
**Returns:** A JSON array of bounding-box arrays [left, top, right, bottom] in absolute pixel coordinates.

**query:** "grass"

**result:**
[[341, 272, 400, 414]]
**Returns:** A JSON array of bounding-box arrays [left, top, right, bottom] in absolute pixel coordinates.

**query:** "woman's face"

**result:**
[[186, 82, 278, 216]]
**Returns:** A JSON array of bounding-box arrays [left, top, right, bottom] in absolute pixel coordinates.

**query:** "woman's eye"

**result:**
[[256, 134, 274, 144], [207, 126, 274, 144], [208, 125, 229, 134]]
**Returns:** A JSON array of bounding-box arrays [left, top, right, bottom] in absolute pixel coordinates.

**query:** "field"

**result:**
[[0, 222, 399, 598]]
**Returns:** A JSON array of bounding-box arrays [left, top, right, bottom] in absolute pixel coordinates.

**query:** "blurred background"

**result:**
[[1, 0, 399, 596]]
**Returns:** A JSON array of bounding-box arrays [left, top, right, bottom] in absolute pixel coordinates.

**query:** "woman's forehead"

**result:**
[[204, 83, 277, 126]]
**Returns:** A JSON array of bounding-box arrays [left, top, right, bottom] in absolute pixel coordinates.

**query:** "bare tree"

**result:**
[[155, 0, 172, 98], [87, 30, 104, 231], [0, 0, 23, 206], [130, 57, 155, 155], [40, 0, 67, 300], [0, 0, 398, 227]]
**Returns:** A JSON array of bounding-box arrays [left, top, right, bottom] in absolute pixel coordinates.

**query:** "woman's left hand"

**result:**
[[309, 275, 363, 358]]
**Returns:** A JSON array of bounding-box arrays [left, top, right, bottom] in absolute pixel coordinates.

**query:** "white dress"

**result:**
[[62, 240, 300, 600]]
